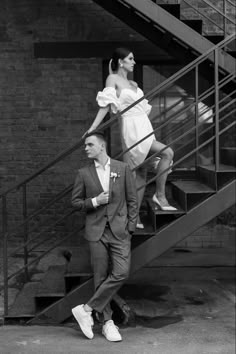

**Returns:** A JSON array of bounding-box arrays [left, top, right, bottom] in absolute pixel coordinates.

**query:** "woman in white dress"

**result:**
[[86, 48, 176, 228]]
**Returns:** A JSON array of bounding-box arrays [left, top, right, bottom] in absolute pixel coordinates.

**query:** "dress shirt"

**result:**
[[92, 158, 110, 208]]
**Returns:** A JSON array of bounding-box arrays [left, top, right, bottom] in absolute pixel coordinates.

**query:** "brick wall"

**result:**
[[0, 0, 235, 251], [159, 0, 236, 34], [0, 0, 143, 233], [181, 0, 236, 34]]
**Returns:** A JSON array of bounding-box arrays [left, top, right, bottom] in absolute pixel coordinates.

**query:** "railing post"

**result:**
[[214, 48, 220, 171], [195, 65, 199, 168], [223, 0, 227, 38], [2, 196, 9, 318], [22, 184, 29, 281]]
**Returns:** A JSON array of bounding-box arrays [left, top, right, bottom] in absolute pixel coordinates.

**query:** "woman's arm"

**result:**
[[85, 75, 117, 135], [87, 106, 109, 134]]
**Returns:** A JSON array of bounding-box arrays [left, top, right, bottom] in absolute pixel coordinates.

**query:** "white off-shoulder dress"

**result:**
[[96, 86, 156, 169]]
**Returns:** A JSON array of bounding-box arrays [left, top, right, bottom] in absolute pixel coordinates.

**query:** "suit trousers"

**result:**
[[87, 225, 131, 322]]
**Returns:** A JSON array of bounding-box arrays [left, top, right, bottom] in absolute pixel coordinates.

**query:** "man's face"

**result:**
[[85, 135, 103, 159]]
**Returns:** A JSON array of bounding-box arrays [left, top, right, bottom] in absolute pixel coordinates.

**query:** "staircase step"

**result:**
[[167, 169, 197, 181], [229, 51, 236, 58], [198, 164, 236, 190], [220, 147, 236, 167], [158, 4, 180, 19], [66, 246, 92, 274], [35, 265, 65, 298], [28, 179, 236, 325], [7, 282, 40, 318], [171, 180, 215, 211], [64, 246, 92, 292], [172, 180, 215, 193], [147, 198, 185, 232], [182, 20, 203, 34], [200, 164, 236, 173], [134, 213, 155, 235]]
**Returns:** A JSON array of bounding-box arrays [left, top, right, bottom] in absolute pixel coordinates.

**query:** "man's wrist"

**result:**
[[92, 197, 99, 208]]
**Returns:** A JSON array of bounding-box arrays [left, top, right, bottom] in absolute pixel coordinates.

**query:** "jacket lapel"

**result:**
[[109, 159, 117, 199], [89, 163, 104, 193]]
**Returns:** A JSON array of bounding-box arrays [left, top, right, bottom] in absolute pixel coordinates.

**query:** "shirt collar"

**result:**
[[94, 157, 110, 169]]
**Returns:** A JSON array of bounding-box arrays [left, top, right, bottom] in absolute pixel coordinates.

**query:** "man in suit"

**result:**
[[71, 131, 138, 342]]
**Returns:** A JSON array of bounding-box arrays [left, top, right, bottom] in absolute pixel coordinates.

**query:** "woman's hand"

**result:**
[[82, 130, 89, 139], [82, 126, 96, 139]]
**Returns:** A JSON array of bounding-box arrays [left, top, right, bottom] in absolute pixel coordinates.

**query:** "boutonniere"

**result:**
[[110, 171, 120, 183]]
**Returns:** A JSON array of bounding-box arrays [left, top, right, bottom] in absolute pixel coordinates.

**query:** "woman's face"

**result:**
[[120, 52, 136, 73]]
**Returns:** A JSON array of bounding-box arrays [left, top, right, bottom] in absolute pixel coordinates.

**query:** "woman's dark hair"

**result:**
[[110, 47, 132, 72]]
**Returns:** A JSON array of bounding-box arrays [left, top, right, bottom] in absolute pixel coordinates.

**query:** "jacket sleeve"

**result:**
[[124, 164, 138, 233], [71, 170, 95, 211]]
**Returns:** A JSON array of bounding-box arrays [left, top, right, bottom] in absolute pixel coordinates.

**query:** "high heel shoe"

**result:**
[[152, 194, 177, 211], [136, 223, 144, 229]]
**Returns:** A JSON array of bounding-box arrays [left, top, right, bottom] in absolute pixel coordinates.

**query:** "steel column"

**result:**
[[22, 184, 29, 280], [195, 65, 199, 167], [223, 0, 227, 38], [214, 49, 220, 171], [2, 196, 8, 317]]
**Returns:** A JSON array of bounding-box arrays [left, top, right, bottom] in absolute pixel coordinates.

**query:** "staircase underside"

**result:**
[[93, 0, 236, 75], [29, 179, 235, 324]]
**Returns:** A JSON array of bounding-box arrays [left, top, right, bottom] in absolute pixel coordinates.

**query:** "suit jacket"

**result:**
[[71, 159, 138, 241]]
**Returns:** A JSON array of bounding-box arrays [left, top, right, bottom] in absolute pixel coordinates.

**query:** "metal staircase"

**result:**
[[92, 0, 235, 68], [1, 34, 235, 324], [93, 0, 236, 101]]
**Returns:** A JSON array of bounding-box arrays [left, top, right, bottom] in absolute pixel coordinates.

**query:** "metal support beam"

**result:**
[[29, 180, 235, 324], [131, 179, 235, 274], [117, 0, 236, 73]]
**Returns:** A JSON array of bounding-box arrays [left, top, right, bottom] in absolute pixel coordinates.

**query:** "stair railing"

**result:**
[[181, 0, 236, 38], [1, 34, 235, 319]]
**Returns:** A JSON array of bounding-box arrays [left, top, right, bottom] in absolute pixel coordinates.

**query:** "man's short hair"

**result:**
[[85, 130, 106, 143]]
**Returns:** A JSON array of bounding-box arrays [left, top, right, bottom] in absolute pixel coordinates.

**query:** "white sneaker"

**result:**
[[72, 304, 94, 339], [102, 320, 122, 342]]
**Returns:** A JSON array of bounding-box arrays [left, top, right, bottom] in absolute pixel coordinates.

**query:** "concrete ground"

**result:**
[[0, 265, 235, 354]]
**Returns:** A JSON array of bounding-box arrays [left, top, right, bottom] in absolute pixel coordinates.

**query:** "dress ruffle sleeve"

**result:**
[[96, 87, 120, 114], [142, 98, 152, 116]]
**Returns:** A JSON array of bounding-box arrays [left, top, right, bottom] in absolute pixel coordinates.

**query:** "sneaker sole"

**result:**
[[72, 308, 94, 339], [102, 330, 122, 342]]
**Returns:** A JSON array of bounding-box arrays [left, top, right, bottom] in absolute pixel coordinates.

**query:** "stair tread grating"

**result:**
[[8, 282, 40, 316], [171, 180, 215, 193], [199, 164, 236, 173], [35, 292, 65, 298], [36, 265, 66, 297]]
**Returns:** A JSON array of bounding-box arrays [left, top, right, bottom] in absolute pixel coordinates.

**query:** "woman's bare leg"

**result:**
[[150, 140, 174, 206]]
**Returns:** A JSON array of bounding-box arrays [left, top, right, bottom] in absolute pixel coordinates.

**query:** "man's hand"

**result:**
[[96, 191, 109, 205]]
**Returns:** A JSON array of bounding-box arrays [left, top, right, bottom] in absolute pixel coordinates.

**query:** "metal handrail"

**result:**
[[7, 101, 235, 280], [2, 35, 235, 255], [5, 86, 235, 253], [141, 119, 236, 189], [0, 34, 234, 199], [7, 224, 85, 281], [182, 0, 236, 36], [226, 0, 236, 7], [117, 72, 235, 162], [2, 34, 235, 318], [9, 208, 75, 258], [5, 185, 73, 240], [5, 86, 235, 259], [201, 0, 236, 25], [135, 98, 234, 174]]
